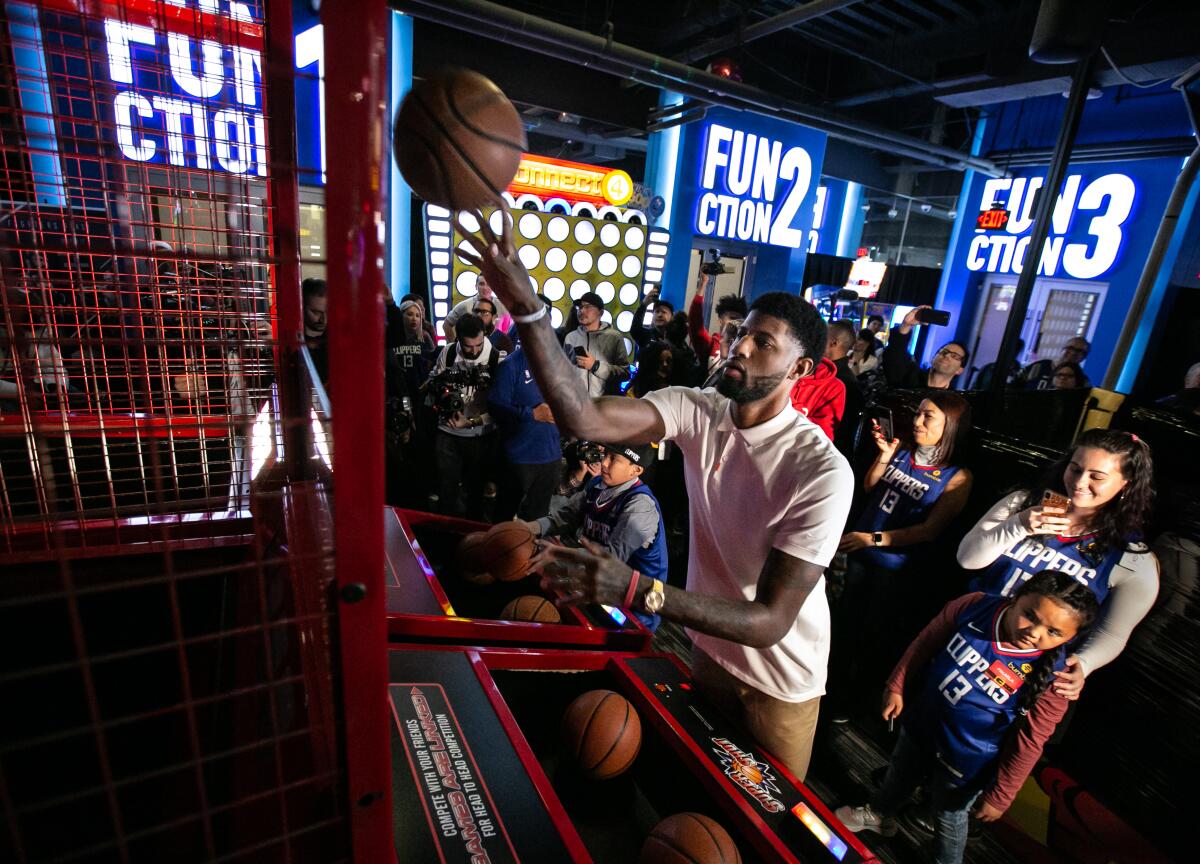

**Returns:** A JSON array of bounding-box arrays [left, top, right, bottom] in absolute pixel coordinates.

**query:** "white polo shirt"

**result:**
[[644, 386, 853, 702]]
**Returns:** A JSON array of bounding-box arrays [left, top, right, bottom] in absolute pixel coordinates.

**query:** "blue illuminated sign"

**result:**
[[293, 0, 324, 185], [692, 121, 826, 249], [963, 171, 1140, 280], [102, 2, 267, 176]]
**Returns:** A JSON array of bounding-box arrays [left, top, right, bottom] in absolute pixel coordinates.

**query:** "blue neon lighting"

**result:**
[[6, 2, 65, 206]]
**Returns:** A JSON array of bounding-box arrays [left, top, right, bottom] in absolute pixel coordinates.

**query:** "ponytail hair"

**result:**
[[1021, 428, 1155, 555], [1014, 572, 1100, 716]]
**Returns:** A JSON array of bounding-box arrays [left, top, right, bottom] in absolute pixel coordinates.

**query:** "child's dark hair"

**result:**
[[1013, 572, 1100, 715], [1020, 428, 1154, 554]]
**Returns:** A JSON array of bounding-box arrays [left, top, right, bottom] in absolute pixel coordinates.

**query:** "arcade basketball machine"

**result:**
[[2, 2, 874, 862]]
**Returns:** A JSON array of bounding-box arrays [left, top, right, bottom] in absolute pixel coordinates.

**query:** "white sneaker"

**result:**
[[835, 804, 898, 837]]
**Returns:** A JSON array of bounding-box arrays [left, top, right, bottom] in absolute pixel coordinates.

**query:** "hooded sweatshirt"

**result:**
[[788, 356, 845, 440], [563, 322, 630, 397]]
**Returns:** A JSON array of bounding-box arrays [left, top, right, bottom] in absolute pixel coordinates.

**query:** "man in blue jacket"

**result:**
[[489, 344, 561, 521]]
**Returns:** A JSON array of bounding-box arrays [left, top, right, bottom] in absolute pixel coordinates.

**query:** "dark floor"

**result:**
[[650, 619, 1035, 864]]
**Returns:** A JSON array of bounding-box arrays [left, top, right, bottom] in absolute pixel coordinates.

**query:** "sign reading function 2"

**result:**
[[695, 123, 813, 249]]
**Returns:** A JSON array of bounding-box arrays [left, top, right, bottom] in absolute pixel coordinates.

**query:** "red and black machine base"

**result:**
[[389, 645, 878, 863], [385, 508, 653, 651]]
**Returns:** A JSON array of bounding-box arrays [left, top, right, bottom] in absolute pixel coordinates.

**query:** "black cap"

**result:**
[[574, 291, 604, 310], [604, 442, 657, 466]]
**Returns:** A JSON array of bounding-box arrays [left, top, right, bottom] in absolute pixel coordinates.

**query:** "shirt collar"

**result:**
[[715, 396, 802, 445], [596, 476, 639, 504]]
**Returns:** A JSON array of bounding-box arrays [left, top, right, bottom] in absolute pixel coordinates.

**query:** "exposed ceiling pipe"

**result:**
[[989, 136, 1197, 167], [674, 0, 866, 65], [393, 0, 1001, 175]]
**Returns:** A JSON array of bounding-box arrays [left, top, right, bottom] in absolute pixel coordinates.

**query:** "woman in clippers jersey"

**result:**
[[836, 572, 1099, 864], [957, 429, 1157, 701], [828, 393, 973, 718]]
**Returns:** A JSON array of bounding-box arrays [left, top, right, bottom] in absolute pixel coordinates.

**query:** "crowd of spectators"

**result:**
[[361, 261, 1186, 863], [6, 229, 1193, 863]]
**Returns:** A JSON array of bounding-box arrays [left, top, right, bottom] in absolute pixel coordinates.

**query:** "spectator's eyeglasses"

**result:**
[[936, 347, 965, 362]]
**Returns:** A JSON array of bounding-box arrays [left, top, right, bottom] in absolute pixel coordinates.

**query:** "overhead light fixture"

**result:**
[[706, 57, 742, 82], [887, 207, 899, 218], [919, 203, 933, 213]]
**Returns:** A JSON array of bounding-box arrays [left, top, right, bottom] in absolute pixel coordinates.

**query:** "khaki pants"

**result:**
[[691, 647, 821, 782]]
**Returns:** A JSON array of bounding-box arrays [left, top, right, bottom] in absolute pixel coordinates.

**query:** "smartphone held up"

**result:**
[[915, 307, 952, 327], [1042, 490, 1072, 512]]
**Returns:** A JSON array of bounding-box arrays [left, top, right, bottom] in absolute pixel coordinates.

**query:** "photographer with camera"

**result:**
[[881, 305, 967, 391], [427, 313, 499, 519]]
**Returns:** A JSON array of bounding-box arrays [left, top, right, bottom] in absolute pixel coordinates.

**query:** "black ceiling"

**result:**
[[407, 0, 1200, 179]]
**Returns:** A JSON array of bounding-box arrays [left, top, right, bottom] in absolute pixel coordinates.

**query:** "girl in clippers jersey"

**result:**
[[828, 393, 973, 720], [958, 429, 1157, 702], [836, 572, 1099, 864]]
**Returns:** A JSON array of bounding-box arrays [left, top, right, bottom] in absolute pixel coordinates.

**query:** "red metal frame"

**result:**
[[384, 507, 654, 650], [390, 644, 879, 864], [465, 653, 594, 863], [322, 0, 393, 859], [610, 655, 878, 864], [0, 413, 241, 438], [2, 510, 253, 562]]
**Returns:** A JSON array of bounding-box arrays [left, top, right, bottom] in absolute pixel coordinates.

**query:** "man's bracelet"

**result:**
[[622, 570, 641, 609], [510, 304, 547, 324]]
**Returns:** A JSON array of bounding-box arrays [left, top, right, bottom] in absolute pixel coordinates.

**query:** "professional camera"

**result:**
[[576, 440, 604, 465], [700, 248, 728, 276], [427, 365, 493, 425]]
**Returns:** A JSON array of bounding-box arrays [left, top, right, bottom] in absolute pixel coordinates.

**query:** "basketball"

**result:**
[[481, 522, 536, 581], [561, 689, 641, 780], [455, 531, 493, 585], [640, 813, 741, 864], [500, 595, 561, 623], [392, 68, 527, 211]]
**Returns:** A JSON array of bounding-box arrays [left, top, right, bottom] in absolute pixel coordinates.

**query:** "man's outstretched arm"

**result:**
[[456, 203, 664, 444], [532, 541, 823, 650]]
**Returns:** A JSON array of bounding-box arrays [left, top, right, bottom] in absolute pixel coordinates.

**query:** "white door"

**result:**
[[971, 275, 1105, 375], [684, 249, 748, 333]]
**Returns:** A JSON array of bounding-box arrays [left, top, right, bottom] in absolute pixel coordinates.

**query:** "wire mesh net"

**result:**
[[1, 2, 352, 861]]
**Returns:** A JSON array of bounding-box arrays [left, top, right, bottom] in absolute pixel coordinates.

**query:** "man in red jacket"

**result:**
[[789, 356, 846, 440], [688, 273, 748, 362]]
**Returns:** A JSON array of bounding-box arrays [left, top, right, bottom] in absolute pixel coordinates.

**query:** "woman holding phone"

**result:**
[[957, 429, 1158, 700], [828, 393, 974, 720]]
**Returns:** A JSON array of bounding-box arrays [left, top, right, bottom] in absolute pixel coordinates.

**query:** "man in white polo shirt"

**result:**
[[456, 203, 852, 779]]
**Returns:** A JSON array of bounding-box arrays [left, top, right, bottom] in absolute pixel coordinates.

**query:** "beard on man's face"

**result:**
[[715, 366, 787, 404]]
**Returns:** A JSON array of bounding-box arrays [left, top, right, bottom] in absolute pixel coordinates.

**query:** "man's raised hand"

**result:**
[[453, 199, 540, 316]]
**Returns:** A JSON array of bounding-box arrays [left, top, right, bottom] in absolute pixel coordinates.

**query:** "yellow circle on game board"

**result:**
[[602, 170, 634, 206]]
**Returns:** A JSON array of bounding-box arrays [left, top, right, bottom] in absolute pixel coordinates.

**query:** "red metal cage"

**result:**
[[2, 1, 391, 861]]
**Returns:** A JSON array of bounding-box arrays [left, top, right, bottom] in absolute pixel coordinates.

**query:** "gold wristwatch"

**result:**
[[643, 578, 665, 614]]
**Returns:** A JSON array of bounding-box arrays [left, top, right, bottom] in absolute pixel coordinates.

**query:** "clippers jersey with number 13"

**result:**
[[854, 449, 961, 570], [908, 595, 1062, 780]]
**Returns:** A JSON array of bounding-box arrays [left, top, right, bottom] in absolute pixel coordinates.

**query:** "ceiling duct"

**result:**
[[393, 0, 1000, 175]]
